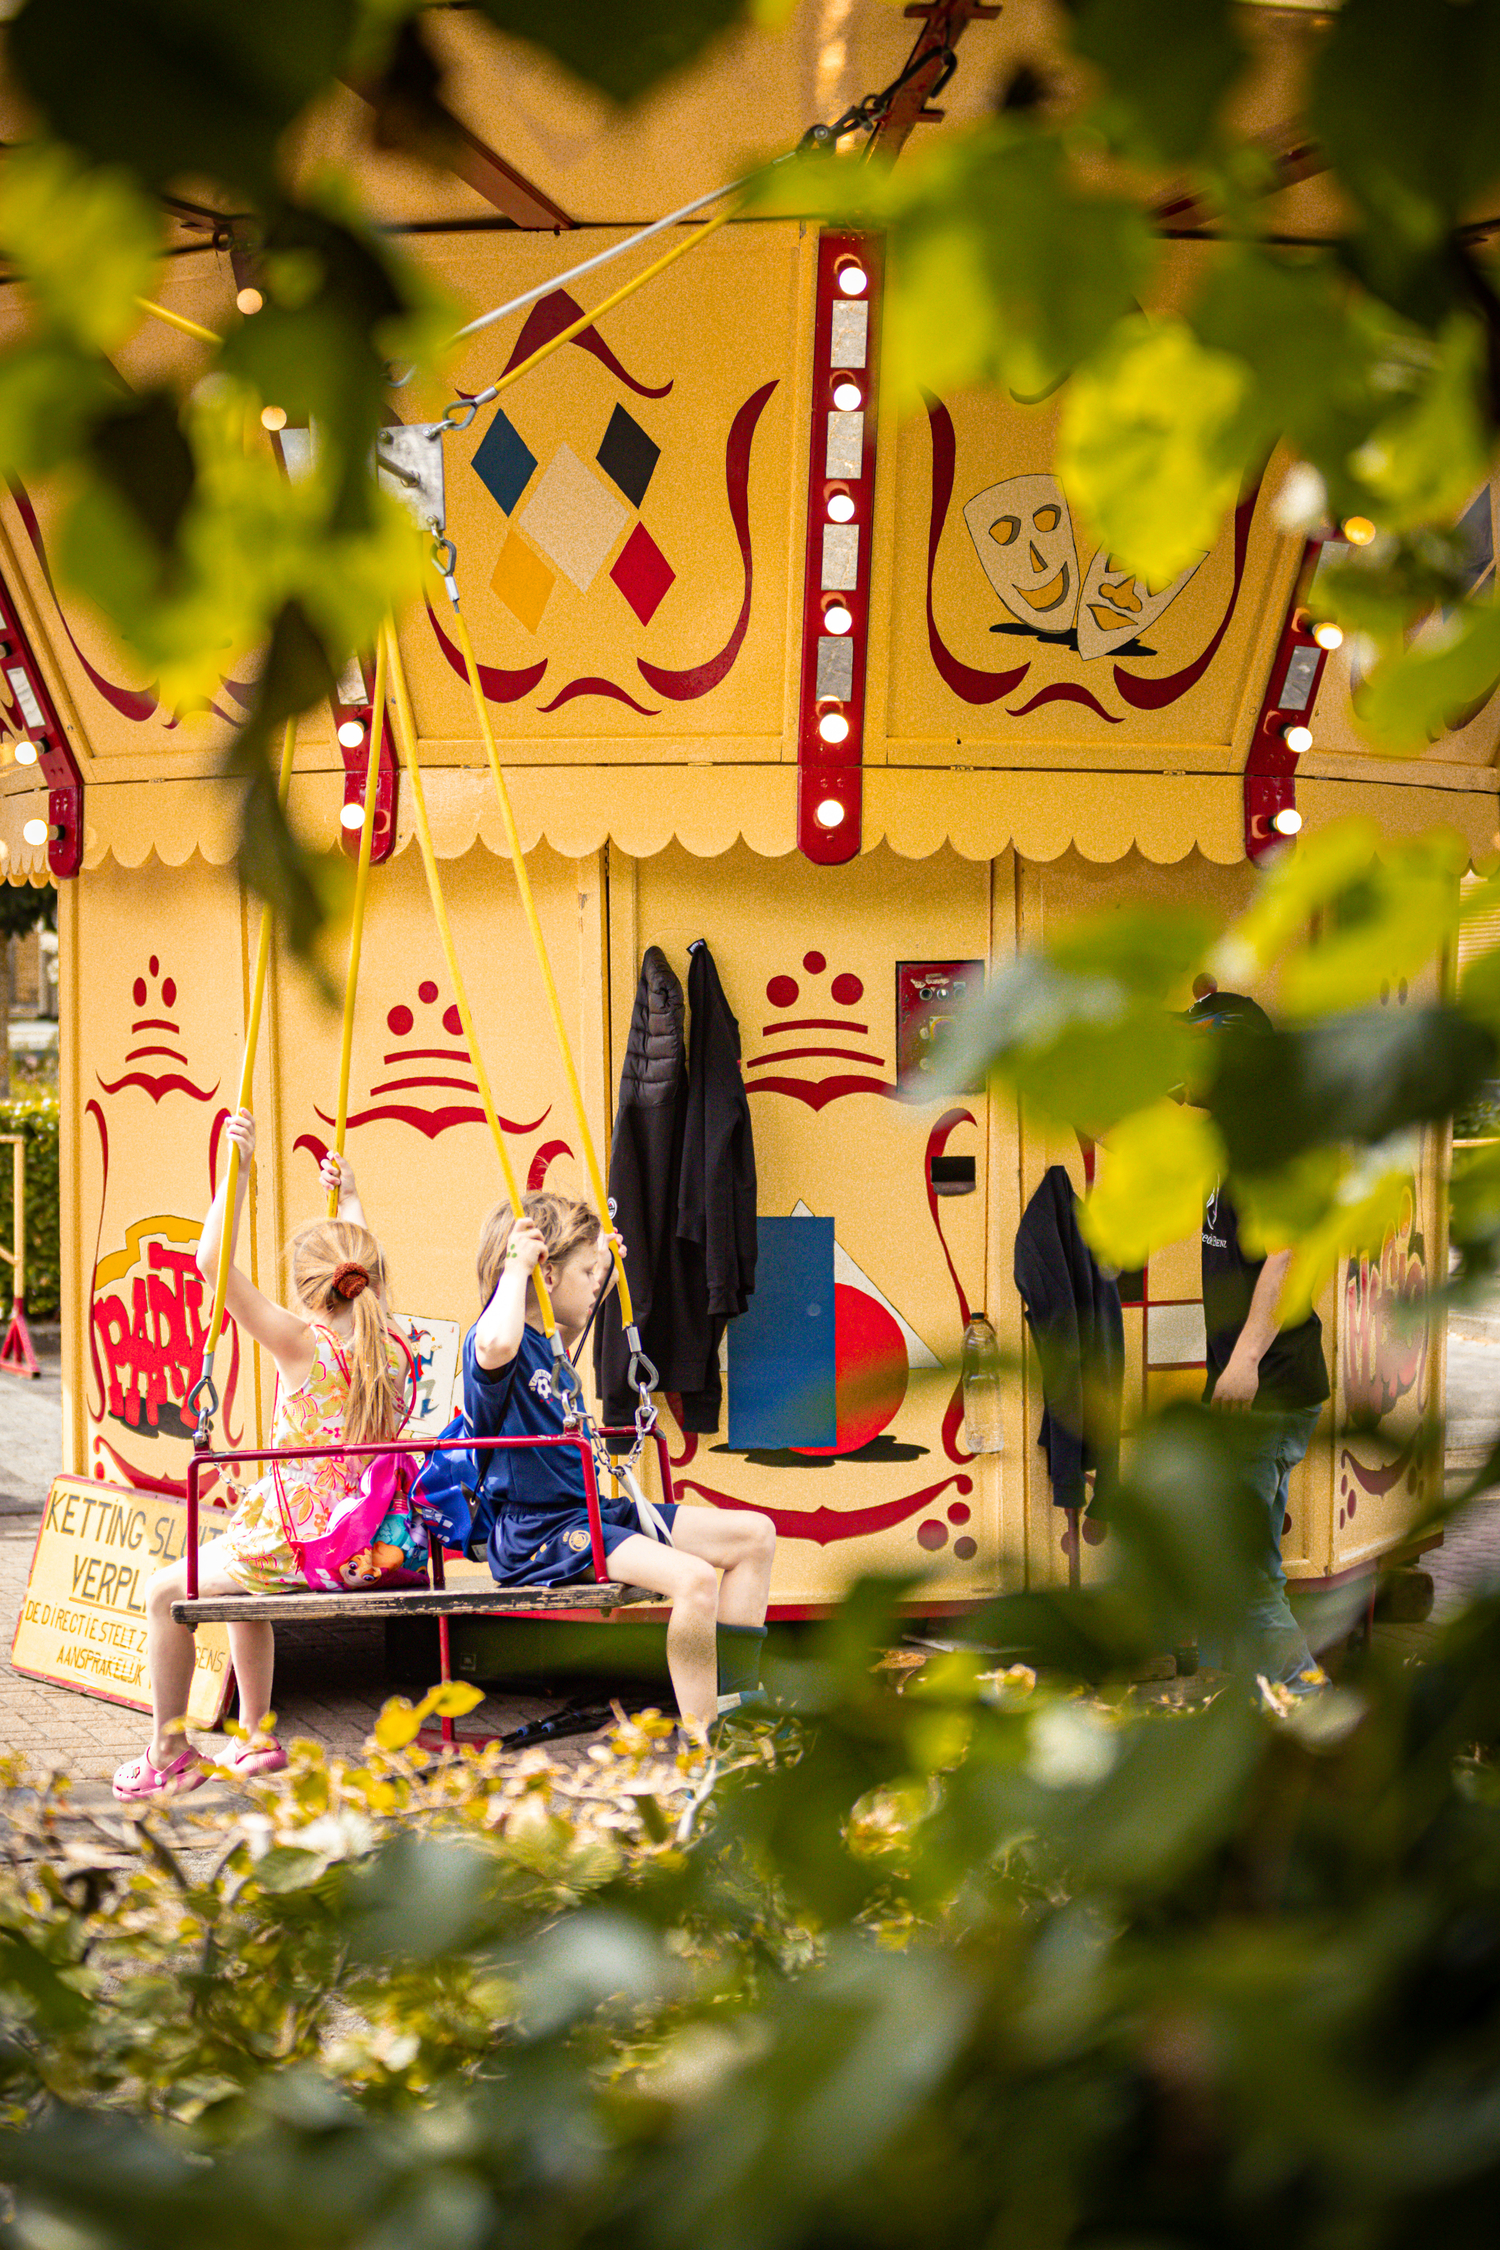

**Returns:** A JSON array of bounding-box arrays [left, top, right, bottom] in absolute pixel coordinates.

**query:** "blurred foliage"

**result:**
[[10, 1469, 1500, 2247], [0, 1094, 59, 1317], [0, 3, 1492, 946]]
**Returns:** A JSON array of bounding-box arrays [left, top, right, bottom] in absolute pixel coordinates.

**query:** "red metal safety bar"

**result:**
[[185, 1427, 679, 1600]]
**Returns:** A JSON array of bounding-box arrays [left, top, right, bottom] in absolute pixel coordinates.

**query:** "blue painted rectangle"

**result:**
[[472, 408, 537, 515], [727, 1216, 836, 1450]]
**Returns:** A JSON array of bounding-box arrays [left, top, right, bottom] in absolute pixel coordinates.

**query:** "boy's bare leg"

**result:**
[[607, 1534, 720, 1731], [668, 1504, 776, 1625]]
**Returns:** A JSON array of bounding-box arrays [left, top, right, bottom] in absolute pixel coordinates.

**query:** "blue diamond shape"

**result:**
[[471, 408, 537, 515]]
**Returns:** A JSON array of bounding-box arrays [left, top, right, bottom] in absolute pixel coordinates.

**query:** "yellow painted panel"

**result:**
[[627, 840, 1000, 1603]]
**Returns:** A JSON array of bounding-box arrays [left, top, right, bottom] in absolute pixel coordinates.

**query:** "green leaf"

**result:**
[[1354, 592, 1500, 751], [9, 0, 361, 199], [87, 392, 196, 568], [372, 1698, 423, 1753], [1348, 314, 1490, 533], [423, 1681, 486, 1719], [1209, 1007, 1495, 1178], [1276, 835, 1464, 1018], [470, 0, 749, 106], [0, 342, 117, 476], [0, 142, 160, 352], [1057, 315, 1250, 581], [1235, 1151, 1415, 1323], [1070, 0, 1245, 167], [1080, 1101, 1222, 1271]]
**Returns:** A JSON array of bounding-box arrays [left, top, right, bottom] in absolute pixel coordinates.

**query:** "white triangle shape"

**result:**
[[789, 1200, 942, 1368]]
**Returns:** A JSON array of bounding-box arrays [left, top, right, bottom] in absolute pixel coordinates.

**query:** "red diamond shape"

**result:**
[[610, 521, 675, 626]]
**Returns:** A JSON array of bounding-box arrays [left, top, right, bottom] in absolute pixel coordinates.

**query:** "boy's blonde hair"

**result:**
[[286, 1219, 403, 1448], [476, 1191, 601, 1306]]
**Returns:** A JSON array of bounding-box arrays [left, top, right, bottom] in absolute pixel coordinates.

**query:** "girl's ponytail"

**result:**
[[287, 1219, 403, 1446]]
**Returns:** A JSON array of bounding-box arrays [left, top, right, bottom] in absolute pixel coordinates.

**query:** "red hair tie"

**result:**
[[331, 1260, 369, 1302]]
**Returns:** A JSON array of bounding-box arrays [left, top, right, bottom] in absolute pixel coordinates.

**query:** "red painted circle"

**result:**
[[953, 1536, 977, 1561], [443, 1004, 463, 1037], [148, 956, 159, 978], [947, 1501, 970, 1526], [803, 951, 826, 974], [766, 975, 798, 1008], [132, 977, 146, 1007], [917, 1519, 947, 1551], [793, 1283, 907, 1457], [162, 977, 176, 1008], [387, 1005, 413, 1036], [418, 980, 439, 1005], [831, 972, 864, 1005]]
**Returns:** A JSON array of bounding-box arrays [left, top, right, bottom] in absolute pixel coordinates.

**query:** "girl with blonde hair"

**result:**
[[113, 1111, 410, 1799]]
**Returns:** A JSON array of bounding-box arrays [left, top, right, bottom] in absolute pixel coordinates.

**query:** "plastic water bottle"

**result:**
[[961, 1315, 1003, 1455]]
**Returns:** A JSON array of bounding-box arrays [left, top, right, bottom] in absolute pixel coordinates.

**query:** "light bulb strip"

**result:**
[[1243, 529, 1340, 862], [331, 658, 399, 865], [797, 228, 882, 866], [0, 559, 83, 878]]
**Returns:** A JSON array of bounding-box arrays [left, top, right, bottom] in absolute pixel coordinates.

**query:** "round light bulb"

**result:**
[[815, 798, 846, 829], [337, 718, 366, 748], [12, 738, 38, 765], [1272, 807, 1303, 836], [837, 263, 868, 295], [832, 380, 861, 411], [1283, 723, 1313, 754], [823, 603, 853, 635], [826, 491, 856, 522], [818, 711, 850, 744], [1313, 621, 1343, 650], [22, 818, 48, 847], [236, 286, 264, 316], [340, 800, 367, 831], [260, 404, 288, 432], [1341, 515, 1376, 546]]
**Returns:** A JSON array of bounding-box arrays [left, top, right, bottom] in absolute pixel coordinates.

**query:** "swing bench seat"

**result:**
[[172, 1578, 657, 1627], [175, 1429, 672, 1633]]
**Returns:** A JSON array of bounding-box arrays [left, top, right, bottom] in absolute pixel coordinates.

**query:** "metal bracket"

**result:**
[[376, 423, 448, 541]]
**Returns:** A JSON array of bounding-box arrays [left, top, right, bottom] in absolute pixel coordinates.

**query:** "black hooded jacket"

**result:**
[[595, 942, 756, 1432], [1014, 1165, 1124, 1512]]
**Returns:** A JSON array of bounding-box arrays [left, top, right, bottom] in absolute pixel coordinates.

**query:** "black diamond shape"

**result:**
[[597, 404, 660, 510]]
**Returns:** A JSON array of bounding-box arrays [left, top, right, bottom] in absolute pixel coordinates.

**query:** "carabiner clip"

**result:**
[[183, 1371, 220, 1453], [442, 395, 480, 433], [549, 1346, 584, 1425]]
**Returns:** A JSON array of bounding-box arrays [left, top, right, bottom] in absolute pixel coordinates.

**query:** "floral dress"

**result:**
[[219, 1323, 409, 1594]]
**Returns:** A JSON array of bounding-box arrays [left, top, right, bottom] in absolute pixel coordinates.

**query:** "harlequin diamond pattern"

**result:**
[[610, 522, 675, 626], [471, 402, 675, 631]]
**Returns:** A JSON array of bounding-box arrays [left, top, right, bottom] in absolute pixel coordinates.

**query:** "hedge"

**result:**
[[0, 1093, 59, 1318]]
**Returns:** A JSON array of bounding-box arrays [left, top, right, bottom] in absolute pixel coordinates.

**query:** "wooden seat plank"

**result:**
[[171, 1581, 657, 1626]]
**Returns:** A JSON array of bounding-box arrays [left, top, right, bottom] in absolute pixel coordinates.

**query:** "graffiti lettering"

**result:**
[[92, 1240, 215, 1434]]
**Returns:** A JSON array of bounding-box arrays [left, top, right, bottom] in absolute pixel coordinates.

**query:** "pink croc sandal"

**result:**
[[231, 1738, 288, 1777], [112, 1745, 206, 1802]]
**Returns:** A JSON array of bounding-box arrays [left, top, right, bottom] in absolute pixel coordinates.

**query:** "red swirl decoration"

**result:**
[[923, 398, 1031, 705], [499, 291, 673, 402], [8, 476, 159, 721], [427, 596, 547, 702], [638, 380, 777, 701], [1008, 682, 1122, 724], [538, 677, 659, 716]]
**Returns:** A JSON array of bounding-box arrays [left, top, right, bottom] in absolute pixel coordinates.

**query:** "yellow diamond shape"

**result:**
[[491, 530, 555, 634]]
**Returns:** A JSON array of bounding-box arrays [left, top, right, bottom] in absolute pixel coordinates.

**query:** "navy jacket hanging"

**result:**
[[1014, 1165, 1123, 1512], [595, 940, 757, 1433]]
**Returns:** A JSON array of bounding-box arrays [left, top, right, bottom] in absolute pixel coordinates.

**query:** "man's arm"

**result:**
[[1212, 1247, 1293, 1408]]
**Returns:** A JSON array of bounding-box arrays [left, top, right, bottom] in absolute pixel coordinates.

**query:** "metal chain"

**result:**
[[799, 42, 959, 151]]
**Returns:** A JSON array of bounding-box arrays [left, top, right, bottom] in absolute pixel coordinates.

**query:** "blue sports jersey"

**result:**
[[462, 1320, 675, 1585]]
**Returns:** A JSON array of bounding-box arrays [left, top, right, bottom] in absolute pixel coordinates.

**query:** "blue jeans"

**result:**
[[1210, 1403, 1323, 1682]]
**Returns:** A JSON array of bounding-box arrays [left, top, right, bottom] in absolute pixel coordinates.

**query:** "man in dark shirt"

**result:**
[[1192, 991, 1331, 1692]]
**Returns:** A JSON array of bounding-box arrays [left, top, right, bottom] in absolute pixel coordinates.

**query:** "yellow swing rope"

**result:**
[[379, 616, 564, 1352], [327, 629, 390, 1217], [189, 714, 298, 1441], [442, 594, 638, 1340], [447, 206, 735, 425]]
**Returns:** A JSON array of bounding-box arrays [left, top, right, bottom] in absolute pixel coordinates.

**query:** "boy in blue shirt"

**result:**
[[465, 1192, 775, 1733]]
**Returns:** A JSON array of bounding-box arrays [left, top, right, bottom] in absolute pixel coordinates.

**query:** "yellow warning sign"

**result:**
[[11, 1476, 232, 1725]]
